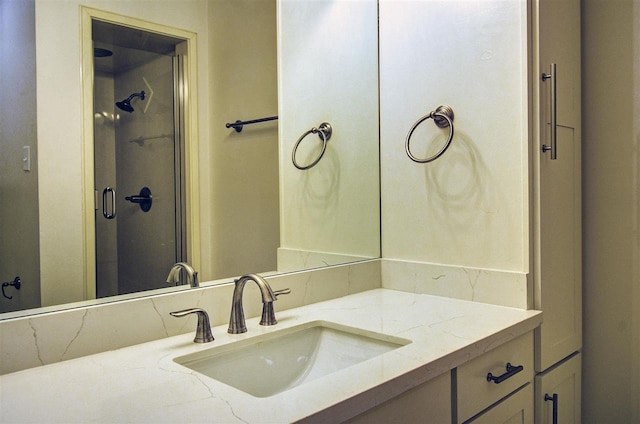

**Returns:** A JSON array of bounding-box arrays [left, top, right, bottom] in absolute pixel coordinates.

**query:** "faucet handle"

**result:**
[[259, 288, 291, 326], [170, 308, 214, 343], [273, 288, 291, 298]]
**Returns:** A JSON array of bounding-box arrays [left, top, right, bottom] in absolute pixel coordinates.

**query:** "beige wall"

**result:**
[[208, 0, 279, 279], [582, 0, 640, 421], [0, 0, 40, 313]]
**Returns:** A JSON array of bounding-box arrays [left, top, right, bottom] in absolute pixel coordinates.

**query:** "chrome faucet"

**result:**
[[228, 274, 291, 334], [166, 262, 199, 288]]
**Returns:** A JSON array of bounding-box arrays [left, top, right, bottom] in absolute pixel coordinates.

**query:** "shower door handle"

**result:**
[[102, 187, 116, 219], [541, 63, 557, 160]]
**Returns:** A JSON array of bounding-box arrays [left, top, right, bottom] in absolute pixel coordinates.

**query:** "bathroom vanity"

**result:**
[[0, 289, 541, 423]]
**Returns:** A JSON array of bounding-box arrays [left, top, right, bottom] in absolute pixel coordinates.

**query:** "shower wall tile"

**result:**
[[0, 260, 380, 375], [381, 259, 529, 309]]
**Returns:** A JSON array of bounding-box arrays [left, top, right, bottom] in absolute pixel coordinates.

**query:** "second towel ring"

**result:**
[[292, 122, 333, 170], [405, 105, 455, 163]]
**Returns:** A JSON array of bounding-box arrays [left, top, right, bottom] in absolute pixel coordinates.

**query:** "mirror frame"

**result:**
[[79, 7, 201, 299]]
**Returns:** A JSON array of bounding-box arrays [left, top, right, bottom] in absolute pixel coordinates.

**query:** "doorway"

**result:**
[[81, 8, 200, 300]]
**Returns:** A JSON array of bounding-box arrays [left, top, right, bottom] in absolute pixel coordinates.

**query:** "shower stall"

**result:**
[[92, 20, 186, 297]]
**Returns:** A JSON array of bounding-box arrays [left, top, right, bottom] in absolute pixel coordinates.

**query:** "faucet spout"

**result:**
[[228, 274, 289, 334], [166, 262, 199, 288]]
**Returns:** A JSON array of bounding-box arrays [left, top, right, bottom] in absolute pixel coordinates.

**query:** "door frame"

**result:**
[[80, 7, 200, 300]]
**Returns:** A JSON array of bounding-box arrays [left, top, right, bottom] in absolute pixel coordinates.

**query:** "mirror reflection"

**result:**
[[93, 20, 189, 298], [0, 0, 380, 318]]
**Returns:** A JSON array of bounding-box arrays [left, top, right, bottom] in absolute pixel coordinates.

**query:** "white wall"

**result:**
[[277, 0, 380, 265], [582, 0, 640, 421], [380, 0, 529, 273], [0, 0, 40, 313], [34, 0, 211, 306]]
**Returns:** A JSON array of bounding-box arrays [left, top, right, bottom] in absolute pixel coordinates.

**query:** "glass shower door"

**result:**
[[94, 43, 184, 297]]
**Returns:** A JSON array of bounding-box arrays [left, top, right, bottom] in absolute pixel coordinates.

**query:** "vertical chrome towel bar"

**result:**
[[542, 63, 557, 160]]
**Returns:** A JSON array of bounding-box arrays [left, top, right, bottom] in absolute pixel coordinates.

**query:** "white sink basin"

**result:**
[[173, 320, 411, 398]]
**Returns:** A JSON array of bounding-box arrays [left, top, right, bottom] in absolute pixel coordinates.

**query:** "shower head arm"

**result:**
[[124, 91, 145, 102]]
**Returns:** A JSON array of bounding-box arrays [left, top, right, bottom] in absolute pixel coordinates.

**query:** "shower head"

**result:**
[[115, 100, 134, 113], [115, 91, 145, 113]]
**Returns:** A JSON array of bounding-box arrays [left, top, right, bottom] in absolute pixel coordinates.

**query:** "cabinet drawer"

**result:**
[[467, 383, 533, 424], [457, 332, 534, 423], [346, 371, 451, 424]]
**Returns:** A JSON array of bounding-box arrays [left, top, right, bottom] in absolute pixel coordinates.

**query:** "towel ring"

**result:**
[[292, 122, 333, 170], [405, 105, 455, 163]]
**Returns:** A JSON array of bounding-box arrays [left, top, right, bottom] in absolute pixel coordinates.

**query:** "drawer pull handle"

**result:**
[[486, 362, 523, 384]]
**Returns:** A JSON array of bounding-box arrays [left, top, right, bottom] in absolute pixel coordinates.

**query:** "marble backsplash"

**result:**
[[0, 260, 381, 375], [381, 259, 530, 309]]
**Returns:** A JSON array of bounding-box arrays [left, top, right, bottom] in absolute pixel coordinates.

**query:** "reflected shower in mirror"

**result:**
[[115, 90, 145, 113], [92, 18, 187, 299]]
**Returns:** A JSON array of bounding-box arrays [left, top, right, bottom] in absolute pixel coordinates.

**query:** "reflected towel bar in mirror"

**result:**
[[226, 115, 278, 132]]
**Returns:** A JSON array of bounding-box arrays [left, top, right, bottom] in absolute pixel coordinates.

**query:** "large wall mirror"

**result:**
[[0, 0, 380, 318]]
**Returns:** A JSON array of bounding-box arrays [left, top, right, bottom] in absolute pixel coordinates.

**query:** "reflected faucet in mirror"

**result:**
[[228, 274, 291, 334], [166, 262, 199, 288]]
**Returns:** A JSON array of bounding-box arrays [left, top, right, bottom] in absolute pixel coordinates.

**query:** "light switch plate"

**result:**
[[23, 146, 31, 171]]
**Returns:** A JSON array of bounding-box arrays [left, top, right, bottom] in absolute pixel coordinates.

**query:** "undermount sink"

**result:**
[[173, 320, 411, 398]]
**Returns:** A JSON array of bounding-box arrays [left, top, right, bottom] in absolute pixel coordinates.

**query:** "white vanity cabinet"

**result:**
[[467, 384, 534, 424], [348, 332, 537, 424], [346, 371, 452, 424], [455, 332, 534, 424], [532, 0, 582, 372], [534, 353, 582, 424], [531, 0, 582, 421]]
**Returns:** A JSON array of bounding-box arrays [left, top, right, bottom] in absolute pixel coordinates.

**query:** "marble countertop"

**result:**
[[0, 289, 541, 423]]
